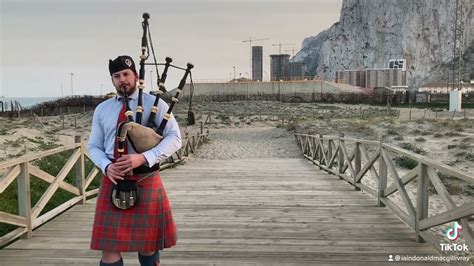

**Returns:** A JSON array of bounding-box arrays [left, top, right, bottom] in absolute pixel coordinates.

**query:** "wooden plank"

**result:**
[[339, 137, 380, 146], [381, 149, 416, 218], [0, 227, 27, 247], [29, 165, 80, 196], [419, 203, 474, 230], [31, 149, 81, 220], [85, 188, 99, 197], [0, 143, 79, 169], [360, 144, 379, 181], [426, 166, 456, 209], [74, 136, 86, 204], [379, 197, 414, 229], [383, 144, 473, 183], [383, 166, 418, 197], [354, 149, 379, 183], [316, 137, 328, 166], [354, 143, 361, 186], [84, 167, 100, 190], [0, 152, 444, 265], [415, 164, 429, 243], [0, 165, 21, 193], [17, 162, 32, 238], [0, 211, 27, 227], [327, 145, 340, 170], [33, 196, 83, 228], [426, 166, 474, 247]]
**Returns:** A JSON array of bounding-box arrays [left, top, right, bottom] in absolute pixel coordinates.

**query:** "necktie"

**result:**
[[113, 99, 128, 159]]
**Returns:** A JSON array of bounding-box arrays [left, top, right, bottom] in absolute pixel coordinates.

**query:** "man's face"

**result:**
[[111, 69, 138, 96]]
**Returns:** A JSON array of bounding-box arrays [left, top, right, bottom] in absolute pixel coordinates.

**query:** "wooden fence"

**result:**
[[294, 133, 473, 248], [0, 131, 209, 247]]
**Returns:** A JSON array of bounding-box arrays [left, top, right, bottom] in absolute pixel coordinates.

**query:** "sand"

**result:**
[[0, 100, 472, 252]]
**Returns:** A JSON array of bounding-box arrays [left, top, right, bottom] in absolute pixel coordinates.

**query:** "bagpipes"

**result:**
[[112, 13, 194, 210]]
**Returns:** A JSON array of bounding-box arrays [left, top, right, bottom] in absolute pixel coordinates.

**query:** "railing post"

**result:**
[[185, 132, 189, 156], [75, 135, 86, 204], [416, 163, 429, 243], [354, 142, 361, 191], [318, 134, 323, 168], [200, 121, 203, 135], [17, 162, 32, 238], [378, 135, 387, 207], [328, 139, 333, 167], [338, 133, 344, 179]]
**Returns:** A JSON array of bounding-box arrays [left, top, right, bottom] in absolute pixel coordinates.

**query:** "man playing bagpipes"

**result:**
[[88, 13, 194, 265], [87, 54, 182, 266]]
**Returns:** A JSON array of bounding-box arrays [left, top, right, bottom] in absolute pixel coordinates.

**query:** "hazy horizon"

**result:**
[[1, 0, 342, 97]]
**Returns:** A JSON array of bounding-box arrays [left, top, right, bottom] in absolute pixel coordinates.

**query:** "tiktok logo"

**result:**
[[446, 221, 462, 241]]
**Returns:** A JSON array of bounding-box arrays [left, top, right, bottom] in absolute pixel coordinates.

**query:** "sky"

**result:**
[[0, 0, 342, 97]]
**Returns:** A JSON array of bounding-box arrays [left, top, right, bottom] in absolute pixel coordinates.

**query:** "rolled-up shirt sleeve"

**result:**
[[142, 99, 182, 167], [87, 108, 112, 175]]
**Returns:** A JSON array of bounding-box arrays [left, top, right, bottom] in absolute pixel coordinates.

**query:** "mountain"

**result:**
[[293, 0, 473, 86]]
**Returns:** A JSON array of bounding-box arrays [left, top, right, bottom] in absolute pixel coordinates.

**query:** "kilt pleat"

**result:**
[[90, 172, 177, 252]]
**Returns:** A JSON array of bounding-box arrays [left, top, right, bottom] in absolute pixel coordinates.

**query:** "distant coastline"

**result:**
[[0, 97, 58, 109]]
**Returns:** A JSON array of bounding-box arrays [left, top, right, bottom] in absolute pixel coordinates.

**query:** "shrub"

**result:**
[[386, 128, 398, 135], [393, 135, 404, 141], [445, 131, 462, 137], [397, 156, 418, 169], [399, 143, 426, 155]]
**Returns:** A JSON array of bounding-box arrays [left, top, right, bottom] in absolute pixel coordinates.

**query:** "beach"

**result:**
[[0, 100, 472, 249]]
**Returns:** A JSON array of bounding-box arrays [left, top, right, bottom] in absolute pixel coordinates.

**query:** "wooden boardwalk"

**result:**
[[0, 158, 447, 265]]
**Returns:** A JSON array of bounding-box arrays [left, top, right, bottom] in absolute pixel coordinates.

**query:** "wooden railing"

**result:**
[[294, 133, 473, 248], [0, 131, 209, 247]]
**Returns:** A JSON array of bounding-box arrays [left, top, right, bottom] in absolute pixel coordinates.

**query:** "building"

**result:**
[[270, 54, 290, 81], [252, 46, 263, 81], [336, 59, 407, 89], [418, 81, 474, 94], [366, 68, 406, 88], [388, 59, 406, 71], [336, 70, 366, 87], [288, 62, 304, 80]]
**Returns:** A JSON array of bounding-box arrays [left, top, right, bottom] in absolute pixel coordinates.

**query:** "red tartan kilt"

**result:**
[[90, 172, 177, 252]]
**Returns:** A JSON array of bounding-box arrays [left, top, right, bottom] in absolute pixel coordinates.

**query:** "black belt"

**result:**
[[133, 163, 160, 175]]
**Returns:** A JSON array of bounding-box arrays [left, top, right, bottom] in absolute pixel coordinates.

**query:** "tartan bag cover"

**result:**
[[90, 100, 177, 252]]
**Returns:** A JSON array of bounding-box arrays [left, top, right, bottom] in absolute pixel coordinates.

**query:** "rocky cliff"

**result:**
[[293, 0, 473, 86]]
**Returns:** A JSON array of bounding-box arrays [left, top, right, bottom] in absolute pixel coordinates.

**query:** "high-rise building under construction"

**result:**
[[252, 46, 263, 81], [270, 54, 290, 81]]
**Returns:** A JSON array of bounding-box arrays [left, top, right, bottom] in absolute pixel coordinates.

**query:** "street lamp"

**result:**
[[70, 73, 74, 96], [233, 66, 236, 81], [150, 70, 153, 91]]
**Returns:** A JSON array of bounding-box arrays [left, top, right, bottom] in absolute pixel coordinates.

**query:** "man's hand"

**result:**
[[105, 163, 125, 185], [113, 154, 147, 176]]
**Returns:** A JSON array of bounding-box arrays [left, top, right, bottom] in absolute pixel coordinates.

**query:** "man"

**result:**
[[88, 55, 181, 266]]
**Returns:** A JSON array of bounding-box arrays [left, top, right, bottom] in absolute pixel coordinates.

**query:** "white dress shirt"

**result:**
[[87, 88, 182, 174]]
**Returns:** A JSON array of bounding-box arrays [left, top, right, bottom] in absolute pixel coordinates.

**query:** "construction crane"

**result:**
[[242, 37, 270, 79], [284, 48, 296, 58], [452, 0, 466, 92], [272, 42, 297, 54]]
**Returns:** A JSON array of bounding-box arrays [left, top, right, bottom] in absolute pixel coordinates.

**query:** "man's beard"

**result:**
[[116, 83, 137, 97]]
